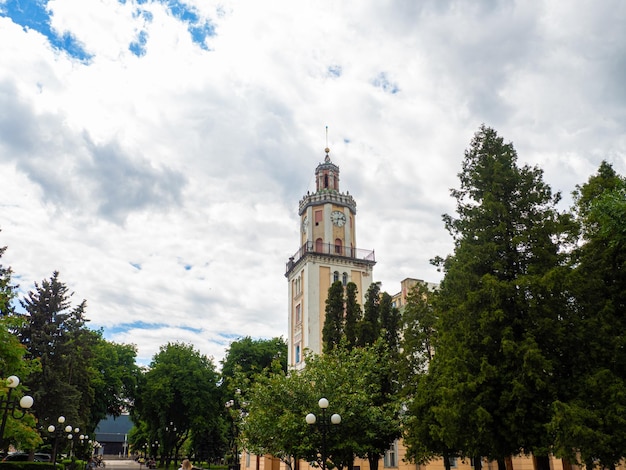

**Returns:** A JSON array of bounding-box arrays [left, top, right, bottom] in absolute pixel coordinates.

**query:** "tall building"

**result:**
[[285, 147, 376, 368]]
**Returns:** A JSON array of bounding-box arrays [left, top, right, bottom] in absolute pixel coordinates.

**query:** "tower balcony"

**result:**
[[285, 241, 376, 276]]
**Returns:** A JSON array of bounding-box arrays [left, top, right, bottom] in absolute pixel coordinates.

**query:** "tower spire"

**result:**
[[325, 126, 330, 162]]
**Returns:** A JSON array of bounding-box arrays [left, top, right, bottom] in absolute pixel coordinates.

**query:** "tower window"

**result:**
[[315, 210, 322, 226], [315, 238, 323, 253], [333, 271, 339, 283], [324, 174, 329, 188], [295, 304, 302, 325], [335, 238, 342, 254], [342, 272, 348, 286], [295, 344, 301, 363]]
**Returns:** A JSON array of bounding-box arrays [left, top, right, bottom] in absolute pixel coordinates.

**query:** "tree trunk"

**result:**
[[497, 459, 506, 470], [533, 456, 550, 470], [444, 453, 452, 470], [473, 457, 482, 470], [368, 453, 380, 470]]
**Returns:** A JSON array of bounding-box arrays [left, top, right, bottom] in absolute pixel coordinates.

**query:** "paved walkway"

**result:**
[[103, 460, 141, 470]]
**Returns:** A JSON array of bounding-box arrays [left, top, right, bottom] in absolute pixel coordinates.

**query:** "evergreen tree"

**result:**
[[379, 292, 401, 357], [343, 282, 361, 350], [550, 162, 626, 470], [410, 125, 571, 467], [0, 234, 17, 317], [357, 282, 381, 347], [323, 281, 345, 353], [18, 271, 93, 431]]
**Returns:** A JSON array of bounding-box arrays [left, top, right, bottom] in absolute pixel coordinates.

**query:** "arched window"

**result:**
[[333, 271, 339, 283], [315, 238, 324, 253], [342, 272, 348, 286], [335, 238, 342, 254]]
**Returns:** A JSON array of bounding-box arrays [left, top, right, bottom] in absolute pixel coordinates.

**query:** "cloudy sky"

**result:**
[[1, 0, 624, 366]]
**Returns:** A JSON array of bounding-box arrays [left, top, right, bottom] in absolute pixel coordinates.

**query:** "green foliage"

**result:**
[[357, 283, 381, 347], [322, 281, 345, 353], [399, 281, 436, 385], [242, 345, 401, 470], [343, 282, 361, 350], [0, 463, 56, 470], [0, 237, 17, 317], [405, 125, 572, 462], [89, 338, 139, 427], [220, 336, 287, 394], [549, 162, 626, 469], [133, 342, 221, 466]]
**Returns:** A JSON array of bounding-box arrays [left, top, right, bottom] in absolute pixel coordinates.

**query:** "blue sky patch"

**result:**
[[373, 72, 400, 94], [129, 30, 148, 56], [327, 65, 342, 78], [130, 262, 142, 270], [165, 0, 215, 50], [0, 0, 92, 61]]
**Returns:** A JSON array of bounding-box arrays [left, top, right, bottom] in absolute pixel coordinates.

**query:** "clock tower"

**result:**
[[286, 147, 376, 369]]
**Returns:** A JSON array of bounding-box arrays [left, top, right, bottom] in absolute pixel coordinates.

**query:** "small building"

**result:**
[[95, 414, 133, 457]]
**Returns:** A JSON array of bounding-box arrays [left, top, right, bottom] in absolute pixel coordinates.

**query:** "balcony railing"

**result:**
[[286, 241, 375, 274]]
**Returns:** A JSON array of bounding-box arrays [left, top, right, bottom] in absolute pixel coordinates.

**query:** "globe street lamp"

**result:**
[[66, 426, 79, 458], [0, 375, 34, 452], [225, 389, 242, 470], [47, 416, 67, 466], [305, 398, 341, 470]]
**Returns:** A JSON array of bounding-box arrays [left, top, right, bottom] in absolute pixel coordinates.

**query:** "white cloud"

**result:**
[[1, 0, 625, 365]]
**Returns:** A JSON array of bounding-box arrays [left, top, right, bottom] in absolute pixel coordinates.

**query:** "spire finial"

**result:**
[[324, 126, 330, 162]]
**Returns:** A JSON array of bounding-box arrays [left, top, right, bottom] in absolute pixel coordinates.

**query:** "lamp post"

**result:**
[[0, 375, 34, 452], [66, 425, 79, 459], [225, 389, 242, 470], [47, 416, 67, 466], [305, 398, 341, 470], [164, 422, 177, 468]]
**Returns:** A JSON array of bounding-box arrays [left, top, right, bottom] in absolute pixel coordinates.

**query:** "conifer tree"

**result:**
[[18, 271, 94, 431], [322, 281, 345, 353], [357, 282, 381, 347], [409, 125, 572, 468], [550, 162, 626, 469], [343, 282, 361, 349]]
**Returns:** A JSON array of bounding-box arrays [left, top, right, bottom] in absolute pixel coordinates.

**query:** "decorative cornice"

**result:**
[[298, 190, 356, 215]]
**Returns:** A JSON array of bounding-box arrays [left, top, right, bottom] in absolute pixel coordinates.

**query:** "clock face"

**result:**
[[331, 210, 347, 227], [301, 215, 309, 233]]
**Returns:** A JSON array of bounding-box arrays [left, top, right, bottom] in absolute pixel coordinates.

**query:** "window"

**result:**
[[315, 210, 323, 226], [333, 271, 339, 283], [335, 238, 342, 254], [316, 238, 323, 252], [295, 304, 302, 325], [342, 272, 348, 286], [295, 344, 301, 363], [384, 441, 397, 468]]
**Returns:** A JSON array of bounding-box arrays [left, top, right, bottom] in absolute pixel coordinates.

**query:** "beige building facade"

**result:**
[[285, 148, 375, 369]]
